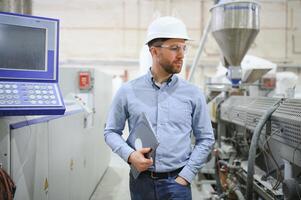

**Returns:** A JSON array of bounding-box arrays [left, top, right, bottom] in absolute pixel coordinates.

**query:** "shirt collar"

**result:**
[[146, 68, 177, 88]]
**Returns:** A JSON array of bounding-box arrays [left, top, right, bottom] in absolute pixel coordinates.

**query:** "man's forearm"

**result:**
[[179, 135, 215, 182], [104, 130, 135, 162]]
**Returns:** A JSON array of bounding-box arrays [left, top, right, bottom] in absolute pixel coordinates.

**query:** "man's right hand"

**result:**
[[128, 147, 153, 172]]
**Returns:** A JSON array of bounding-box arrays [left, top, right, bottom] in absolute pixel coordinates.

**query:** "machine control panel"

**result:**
[[0, 12, 65, 116], [0, 81, 63, 107], [0, 81, 65, 115]]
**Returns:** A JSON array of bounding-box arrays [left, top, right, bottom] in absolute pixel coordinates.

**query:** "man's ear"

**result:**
[[149, 47, 158, 57]]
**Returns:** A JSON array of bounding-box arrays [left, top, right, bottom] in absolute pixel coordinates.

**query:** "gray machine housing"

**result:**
[[212, 96, 301, 199], [0, 66, 112, 200]]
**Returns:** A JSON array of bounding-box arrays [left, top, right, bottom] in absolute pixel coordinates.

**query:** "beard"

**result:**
[[159, 59, 183, 74]]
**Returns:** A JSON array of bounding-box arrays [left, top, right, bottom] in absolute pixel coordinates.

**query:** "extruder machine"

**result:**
[[209, 96, 301, 200], [197, 1, 301, 199]]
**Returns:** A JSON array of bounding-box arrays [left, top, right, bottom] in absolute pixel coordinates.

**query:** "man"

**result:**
[[104, 16, 215, 200]]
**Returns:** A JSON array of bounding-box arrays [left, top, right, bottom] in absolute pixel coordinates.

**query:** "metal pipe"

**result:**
[[214, 153, 223, 195], [246, 100, 282, 200], [283, 159, 293, 179], [188, 15, 212, 82], [234, 189, 246, 200], [226, 178, 246, 200], [285, 0, 288, 60]]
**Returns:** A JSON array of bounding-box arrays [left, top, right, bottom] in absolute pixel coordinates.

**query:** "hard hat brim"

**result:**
[[145, 35, 192, 45]]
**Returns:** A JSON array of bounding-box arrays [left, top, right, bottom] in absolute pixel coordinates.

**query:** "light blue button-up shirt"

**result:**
[[104, 70, 215, 183]]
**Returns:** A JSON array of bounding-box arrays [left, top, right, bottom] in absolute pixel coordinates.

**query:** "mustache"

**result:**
[[174, 60, 183, 64]]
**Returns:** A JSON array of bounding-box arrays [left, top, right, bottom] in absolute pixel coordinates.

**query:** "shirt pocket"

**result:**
[[168, 98, 191, 124]]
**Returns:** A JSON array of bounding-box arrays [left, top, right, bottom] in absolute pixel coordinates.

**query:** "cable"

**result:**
[[297, 183, 301, 200], [0, 167, 15, 200], [255, 136, 269, 158], [260, 147, 281, 189], [256, 128, 278, 156], [292, 139, 301, 165], [246, 100, 282, 200], [214, 155, 224, 195], [253, 128, 283, 190], [265, 140, 283, 190]]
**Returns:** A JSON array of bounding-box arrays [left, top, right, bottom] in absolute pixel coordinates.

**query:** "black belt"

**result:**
[[143, 167, 183, 179]]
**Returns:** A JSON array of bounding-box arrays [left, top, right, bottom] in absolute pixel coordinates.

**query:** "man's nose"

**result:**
[[177, 48, 185, 58]]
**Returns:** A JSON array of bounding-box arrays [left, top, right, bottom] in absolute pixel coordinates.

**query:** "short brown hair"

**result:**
[[147, 38, 170, 48]]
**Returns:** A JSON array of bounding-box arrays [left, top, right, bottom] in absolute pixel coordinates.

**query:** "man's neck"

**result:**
[[151, 67, 172, 84]]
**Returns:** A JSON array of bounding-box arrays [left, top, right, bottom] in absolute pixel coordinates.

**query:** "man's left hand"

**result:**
[[175, 176, 188, 186]]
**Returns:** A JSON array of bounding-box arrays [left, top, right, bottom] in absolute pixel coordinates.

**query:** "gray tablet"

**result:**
[[127, 112, 159, 179]]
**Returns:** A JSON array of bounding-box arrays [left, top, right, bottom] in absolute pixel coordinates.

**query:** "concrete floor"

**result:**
[[90, 152, 213, 200], [90, 153, 130, 200]]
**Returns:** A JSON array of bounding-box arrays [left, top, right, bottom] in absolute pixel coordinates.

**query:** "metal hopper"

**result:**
[[210, 0, 260, 86]]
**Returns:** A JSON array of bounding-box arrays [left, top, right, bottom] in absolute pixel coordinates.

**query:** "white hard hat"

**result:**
[[145, 16, 191, 44]]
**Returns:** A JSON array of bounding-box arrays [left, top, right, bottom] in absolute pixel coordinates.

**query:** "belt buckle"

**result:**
[[150, 171, 158, 179]]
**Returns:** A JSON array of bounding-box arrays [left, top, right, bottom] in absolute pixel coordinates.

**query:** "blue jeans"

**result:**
[[129, 172, 192, 200]]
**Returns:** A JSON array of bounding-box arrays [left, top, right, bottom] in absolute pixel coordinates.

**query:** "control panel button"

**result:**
[[0, 82, 63, 111]]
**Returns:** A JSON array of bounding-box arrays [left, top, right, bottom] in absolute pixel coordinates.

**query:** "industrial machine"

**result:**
[[210, 0, 259, 87], [0, 11, 112, 200], [197, 1, 301, 200], [0, 67, 112, 200], [210, 96, 301, 200], [0, 12, 65, 116]]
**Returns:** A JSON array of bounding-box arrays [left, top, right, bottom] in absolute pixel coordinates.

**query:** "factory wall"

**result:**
[[32, 0, 301, 88]]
